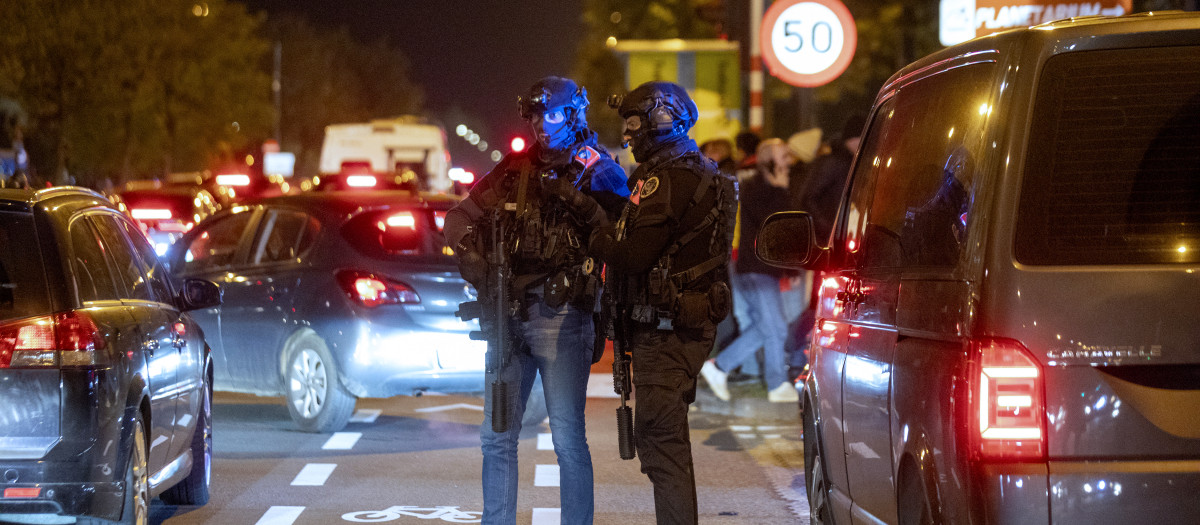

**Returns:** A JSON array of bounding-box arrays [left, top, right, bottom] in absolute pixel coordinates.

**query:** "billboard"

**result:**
[[940, 0, 1132, 45]]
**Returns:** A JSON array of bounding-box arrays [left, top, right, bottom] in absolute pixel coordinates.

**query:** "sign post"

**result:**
[[760, 0, 858, 88]]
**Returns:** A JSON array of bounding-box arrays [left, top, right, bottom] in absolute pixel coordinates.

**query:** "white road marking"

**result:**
[[586, 373, 618, 398], [414, 403, 484, 413], [255, 506, 304, 525], [532, 507, 561, 524], [322, 432, 361, 450], [291, 463, 336, 486], [537, 433, 554, 451], [349, 408, 382, 423], [730, 425, 753, 431], [534, 464, 560, 487]]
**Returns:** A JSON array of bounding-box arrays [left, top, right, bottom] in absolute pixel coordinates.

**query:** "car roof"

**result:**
[[248, 190, 460, 216], [0, 186, 112, 208]]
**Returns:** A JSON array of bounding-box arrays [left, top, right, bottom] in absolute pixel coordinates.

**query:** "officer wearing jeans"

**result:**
[[443, 76, 628, 525], [587, 81, 737, 524]]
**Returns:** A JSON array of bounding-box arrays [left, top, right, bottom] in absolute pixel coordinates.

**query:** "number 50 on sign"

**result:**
[[761, 0, 857, 87]]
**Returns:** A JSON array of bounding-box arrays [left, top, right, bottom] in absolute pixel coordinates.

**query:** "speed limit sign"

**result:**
[[760, 0, 857, 87]]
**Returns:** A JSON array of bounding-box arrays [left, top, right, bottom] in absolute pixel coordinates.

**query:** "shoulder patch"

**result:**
[[573, 146, 600, 170], [640, 176, 660, 199]]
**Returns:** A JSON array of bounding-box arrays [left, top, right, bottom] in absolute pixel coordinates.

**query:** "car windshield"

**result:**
[[1016, 45, 1200, 265], [0, 211, 50, 321], [340, 206, 454, 263]]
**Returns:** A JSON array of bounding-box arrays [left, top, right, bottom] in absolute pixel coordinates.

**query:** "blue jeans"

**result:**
[[480, 299, 594, 525], [715, 272, 788, 389]]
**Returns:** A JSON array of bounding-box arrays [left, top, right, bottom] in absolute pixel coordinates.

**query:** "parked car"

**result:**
[[756, 12, 1200, 525], [118, 181, 220, 256], [0, 186, 221, 524], [164, 191, 493, 433]]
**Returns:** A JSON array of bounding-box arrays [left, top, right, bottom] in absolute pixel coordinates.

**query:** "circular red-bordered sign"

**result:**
[[760, 0, 857, 87]]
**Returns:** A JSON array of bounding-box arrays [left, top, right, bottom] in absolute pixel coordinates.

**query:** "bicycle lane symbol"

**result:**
[[342, 505, 482, 523]]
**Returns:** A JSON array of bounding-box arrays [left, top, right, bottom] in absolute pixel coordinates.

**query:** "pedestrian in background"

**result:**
[[700, 138, 798, 403], [699, 138, 736, 177]]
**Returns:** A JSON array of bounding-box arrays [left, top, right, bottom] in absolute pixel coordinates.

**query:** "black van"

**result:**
[[758, 12, 1200, 525]]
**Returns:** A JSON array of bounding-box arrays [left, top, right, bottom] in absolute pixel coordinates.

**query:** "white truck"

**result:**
[[318, 116, 452, 193]]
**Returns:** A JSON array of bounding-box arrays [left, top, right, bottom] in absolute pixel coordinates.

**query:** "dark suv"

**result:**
[[758, 12, 1200, 525], [0, 187, 221, 524]]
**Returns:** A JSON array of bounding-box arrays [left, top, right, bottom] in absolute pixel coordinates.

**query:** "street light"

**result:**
[[510, 137, 527, 153]]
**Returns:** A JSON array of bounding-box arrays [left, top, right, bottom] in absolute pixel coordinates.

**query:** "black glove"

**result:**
[[587, 225, 617, 261], [543, 178, 609, 229], [454, 233, 488, 288]]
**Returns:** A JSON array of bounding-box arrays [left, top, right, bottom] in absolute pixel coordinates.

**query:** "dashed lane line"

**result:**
[[349, 408, 382, 423], [537, 433, 554, 450], [255, 506, 304, 525], [291, 463, 337, 486], [533, 464, 560, 487], [322, 432, 362, 450], [532, 507, 561, 524]]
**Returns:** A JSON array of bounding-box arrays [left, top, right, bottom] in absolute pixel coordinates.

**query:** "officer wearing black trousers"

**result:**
[[587, 81, 737, 524]]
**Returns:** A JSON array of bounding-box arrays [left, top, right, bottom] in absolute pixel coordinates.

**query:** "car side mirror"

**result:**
[[178, 278, 222, 311], [755, 211, 824, 270]]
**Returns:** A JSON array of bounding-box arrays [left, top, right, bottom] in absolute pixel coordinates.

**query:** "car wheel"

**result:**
[[160, 367, 212, 505], [803, 402, 834, 525], [285, 332, 355, 433], [121, 414, 150, 525]]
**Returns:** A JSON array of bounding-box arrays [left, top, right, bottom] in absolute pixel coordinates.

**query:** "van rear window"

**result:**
[[341, 207, 453, 262], [0, 212, 50, 321], [1016, 46, 1200, 265]]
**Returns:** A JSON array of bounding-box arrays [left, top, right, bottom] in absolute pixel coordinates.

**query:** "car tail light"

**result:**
[[130, 208, 172, 220], [346, 174, 378, 188], [971, 338, 1045, 460], [382, 211, 416, 230], [216, 173, 251, 186], [0, 311, 107, 369], [433, 211, 447, 232], [336, 270, 419, 308]]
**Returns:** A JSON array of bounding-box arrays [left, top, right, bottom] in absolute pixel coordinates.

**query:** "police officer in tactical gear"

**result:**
[[443, 76, 628, 525], [588, 81, 737, 524]]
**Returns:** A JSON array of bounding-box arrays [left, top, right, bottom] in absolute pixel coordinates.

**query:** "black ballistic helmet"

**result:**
[[609, 81, 698, 134], [518, 76, 589, 125]]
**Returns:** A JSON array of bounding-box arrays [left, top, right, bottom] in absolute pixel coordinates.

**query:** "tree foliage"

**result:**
[[260, 14, 424, 178], [0, 0, 273, 186]]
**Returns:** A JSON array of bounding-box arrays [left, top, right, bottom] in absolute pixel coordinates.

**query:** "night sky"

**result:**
[[236, 0, 588, 169]]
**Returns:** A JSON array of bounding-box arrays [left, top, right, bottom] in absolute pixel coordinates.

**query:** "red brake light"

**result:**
[[216, 174, 251, 186], [3, 487, 40, 498], [336, 270, 420, 308], [0, 311, 106, 369], [971, 338, 1045, 460], [130, 208, 172, 220], [383, 211, 416, 230]]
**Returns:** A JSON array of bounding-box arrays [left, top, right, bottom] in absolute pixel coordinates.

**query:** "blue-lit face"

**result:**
[[529, 107, 573, 150]]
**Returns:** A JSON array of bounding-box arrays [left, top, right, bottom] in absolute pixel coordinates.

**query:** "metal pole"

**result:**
[[273, 41, 282, 143], [749, 0, 764, 133]]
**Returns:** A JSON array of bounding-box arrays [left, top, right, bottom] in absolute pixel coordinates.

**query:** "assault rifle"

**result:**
[[455, 209, 515, 433]]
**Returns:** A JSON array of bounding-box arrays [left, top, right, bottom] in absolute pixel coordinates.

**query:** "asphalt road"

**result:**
[[149, 374, 808, 525]]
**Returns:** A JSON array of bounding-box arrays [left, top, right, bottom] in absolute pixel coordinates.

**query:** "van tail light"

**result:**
[[0, 311, 107, 369], [215, 173, 251, 186], [335, 270, 420, 308], [346, 174, 378, 188], [971, 338, 1045, 460]]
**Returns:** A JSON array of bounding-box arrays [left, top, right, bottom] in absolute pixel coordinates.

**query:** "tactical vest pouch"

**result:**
[[674, 291, 710, 329], [707, 281, 732, 322], [543, 270, 570, 308]]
